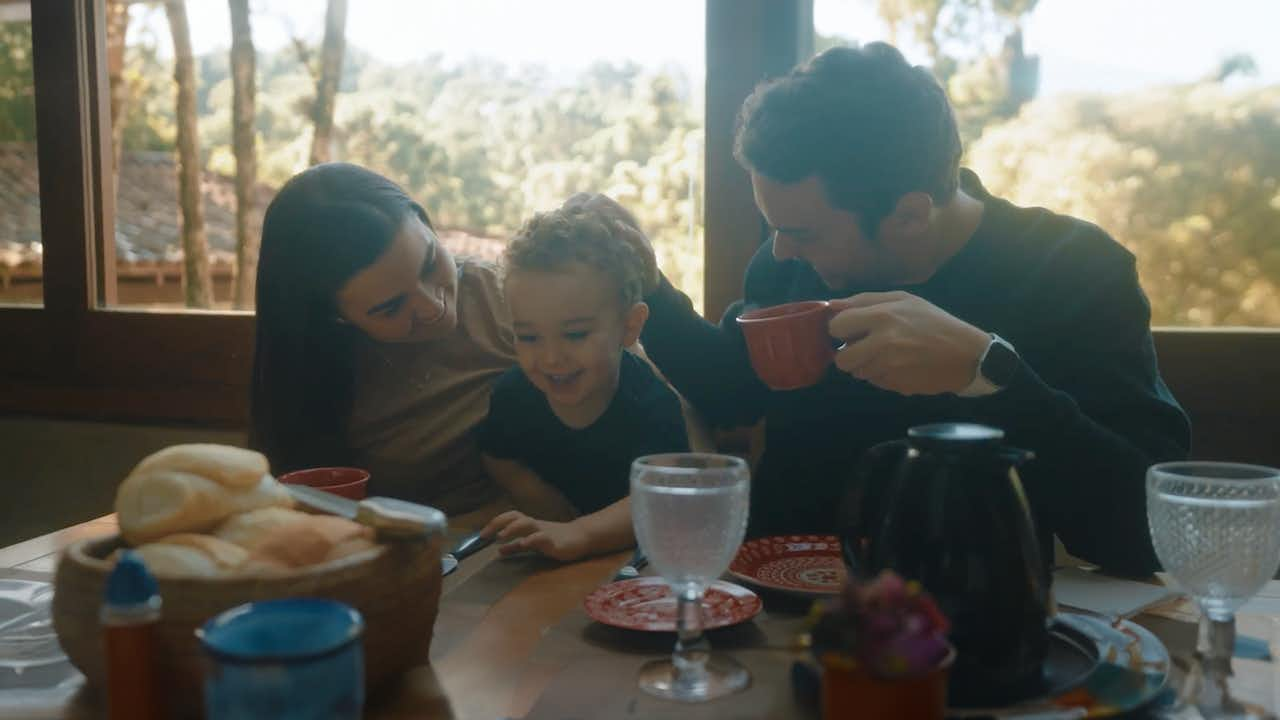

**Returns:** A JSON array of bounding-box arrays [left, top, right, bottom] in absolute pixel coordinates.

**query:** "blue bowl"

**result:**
[[197, 598, 364, 719]]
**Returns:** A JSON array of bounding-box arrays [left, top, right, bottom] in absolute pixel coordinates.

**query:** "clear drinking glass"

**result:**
[[630, 453, 751, 702], [1148, 462, 1280, 719]]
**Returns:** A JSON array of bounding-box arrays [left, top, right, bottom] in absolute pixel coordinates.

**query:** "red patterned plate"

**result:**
[[583, 577, 763, 632], [728, 535, 847, 596]]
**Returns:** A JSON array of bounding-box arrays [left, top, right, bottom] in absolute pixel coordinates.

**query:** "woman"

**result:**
[[250, 163, 515, 518]]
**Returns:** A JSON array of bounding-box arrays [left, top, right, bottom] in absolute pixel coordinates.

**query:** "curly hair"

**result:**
[[503, 206, 645, 308], [734, 43, 962, 236]]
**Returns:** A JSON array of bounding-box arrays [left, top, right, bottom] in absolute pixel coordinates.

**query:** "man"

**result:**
[[573, 43, 1189, 575]]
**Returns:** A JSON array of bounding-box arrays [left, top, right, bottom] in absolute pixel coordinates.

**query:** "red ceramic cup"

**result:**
[[736, 300, 837, 390], [277, 467, 370, 501]]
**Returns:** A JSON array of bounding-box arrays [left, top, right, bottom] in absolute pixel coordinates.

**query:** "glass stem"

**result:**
[[672, 585, 709, 693], [1195, 611, 1243, 716]]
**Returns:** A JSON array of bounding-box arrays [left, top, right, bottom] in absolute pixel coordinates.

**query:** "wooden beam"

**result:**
[[87, 0, 117, 306], [704, 0, 812, 321], [1153, 328, 1280, 466], [30, 0, 95, 317]]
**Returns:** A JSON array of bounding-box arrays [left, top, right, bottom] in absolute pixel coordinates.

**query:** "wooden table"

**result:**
[[3, 515, 1280, 718]]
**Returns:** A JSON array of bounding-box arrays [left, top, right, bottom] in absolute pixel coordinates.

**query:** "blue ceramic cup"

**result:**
[[197, 598, 365, 719]]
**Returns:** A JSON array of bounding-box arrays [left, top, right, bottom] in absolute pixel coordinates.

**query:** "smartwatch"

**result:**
[[957, 333, 1020, 397]]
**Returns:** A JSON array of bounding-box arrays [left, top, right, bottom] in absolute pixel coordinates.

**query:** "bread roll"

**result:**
[[246, 516, 374, 569], [116, 470, 236, 545], [227, 475, 295, 514], [130, 444, 270, 490], [152, 533, 248, 569], [130, 543, 221, 578], [213, 507, 314, 548], [116, 453, 294, 545], [327, 536, 379, 563]]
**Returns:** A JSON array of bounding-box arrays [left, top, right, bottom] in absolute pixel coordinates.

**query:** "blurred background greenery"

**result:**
[[0, 0, 1276, 326]]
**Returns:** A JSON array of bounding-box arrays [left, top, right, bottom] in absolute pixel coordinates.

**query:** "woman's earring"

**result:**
[[335, 315, 350, 325]]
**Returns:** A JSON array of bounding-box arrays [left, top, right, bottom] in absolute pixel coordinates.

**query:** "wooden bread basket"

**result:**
[[52, 532, 442, 717]]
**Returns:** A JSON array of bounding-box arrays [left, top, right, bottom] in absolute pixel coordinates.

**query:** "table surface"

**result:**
[[3, 514, 1279, 719]]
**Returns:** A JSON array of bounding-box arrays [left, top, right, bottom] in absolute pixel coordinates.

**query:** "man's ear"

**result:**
[[885, 192, 933, 238], [622, 301, 649, 347]]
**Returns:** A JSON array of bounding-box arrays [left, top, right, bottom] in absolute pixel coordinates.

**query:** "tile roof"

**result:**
[[0, 142, 505, 269]]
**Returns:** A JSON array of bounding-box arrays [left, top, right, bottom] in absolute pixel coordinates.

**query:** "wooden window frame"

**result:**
[[1, 0, 253, 427], [2, 0, 1277, 466]]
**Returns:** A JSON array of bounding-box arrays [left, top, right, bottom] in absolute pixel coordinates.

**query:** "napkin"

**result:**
[[1052, 567, 1181, 618]]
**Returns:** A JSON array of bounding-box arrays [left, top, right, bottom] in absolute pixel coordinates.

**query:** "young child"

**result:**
[[476, 205, 690, 561]]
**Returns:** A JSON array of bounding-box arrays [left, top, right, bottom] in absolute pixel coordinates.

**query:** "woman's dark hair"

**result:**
[[733, 43, 962, 236], [249, 163, 430, 473]]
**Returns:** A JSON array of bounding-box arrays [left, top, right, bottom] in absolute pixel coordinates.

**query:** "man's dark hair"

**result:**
[[734, 43, 962, 235]]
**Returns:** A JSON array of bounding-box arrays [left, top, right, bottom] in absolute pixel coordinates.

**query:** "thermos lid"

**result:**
[[908, 423, 1004, 451]]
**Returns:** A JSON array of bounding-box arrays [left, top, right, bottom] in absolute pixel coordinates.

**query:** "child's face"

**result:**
[[505, 263, 647, 422]]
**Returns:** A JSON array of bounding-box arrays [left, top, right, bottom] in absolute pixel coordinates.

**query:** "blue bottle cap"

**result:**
[[105, 550, 159, 607]]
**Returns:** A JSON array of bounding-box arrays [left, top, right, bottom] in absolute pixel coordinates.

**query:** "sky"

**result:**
[[815, 0, 1280, 94], [136, 0, 1279, 97]]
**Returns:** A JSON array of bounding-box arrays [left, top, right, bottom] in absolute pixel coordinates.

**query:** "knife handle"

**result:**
[[357, 497, 447, 538]]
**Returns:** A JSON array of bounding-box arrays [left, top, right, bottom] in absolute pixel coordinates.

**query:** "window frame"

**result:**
[[2, 0, 1277, 467]]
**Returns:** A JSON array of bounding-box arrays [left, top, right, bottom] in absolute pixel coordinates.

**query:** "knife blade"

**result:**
[[444, 531, 493, 567], [286, 485, 447, 539]]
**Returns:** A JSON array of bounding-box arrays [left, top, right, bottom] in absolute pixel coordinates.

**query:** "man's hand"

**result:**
[[562, 192, 660, 295], [827, 291, 991, 396], [480, 510, 591, 562]]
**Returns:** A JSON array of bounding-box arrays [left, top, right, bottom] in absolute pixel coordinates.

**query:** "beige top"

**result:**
[[347, 259, 516, 516]]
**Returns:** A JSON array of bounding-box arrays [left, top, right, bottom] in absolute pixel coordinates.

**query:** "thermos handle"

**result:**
[[841, 439, 908, 576]]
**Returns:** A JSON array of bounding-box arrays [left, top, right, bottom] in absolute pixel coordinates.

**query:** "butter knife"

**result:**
[[286, 485, 447, 539], [443, 531, 493, 572], [612, 548, 649, 582]]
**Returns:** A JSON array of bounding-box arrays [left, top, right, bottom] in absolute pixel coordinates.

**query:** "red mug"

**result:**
[[278, 467, 371, 500], [736, 300, 837, 390]]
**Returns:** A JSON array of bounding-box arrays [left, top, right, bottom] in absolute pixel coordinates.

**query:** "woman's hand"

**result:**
[[480, 510, 591, 562], [562, 193, 660, 295]]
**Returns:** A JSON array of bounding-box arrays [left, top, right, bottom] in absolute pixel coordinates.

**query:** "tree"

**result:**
[[308, 0, 347, 165], [968, 82, 1280, 326], [874, 0, 1040, 142], [228, 0, 257, 309], [164, 0, 212, 308], [0, 19, 35, 142], [105, 1, 130, 179]]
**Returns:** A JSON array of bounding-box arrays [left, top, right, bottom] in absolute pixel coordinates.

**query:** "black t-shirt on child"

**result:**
[[476, 351, 690, 515]]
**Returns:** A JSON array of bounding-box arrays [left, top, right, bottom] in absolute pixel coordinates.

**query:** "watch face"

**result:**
[[982, 340, 1021, 388]]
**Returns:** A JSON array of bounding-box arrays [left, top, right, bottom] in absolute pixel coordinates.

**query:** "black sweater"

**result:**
[[640, 170, 1190, 576]]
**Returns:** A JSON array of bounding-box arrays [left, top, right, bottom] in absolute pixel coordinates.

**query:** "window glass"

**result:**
[[0, 2, 40, 306], [816, 0, 1280, 327], [108, 0, 705, 312]]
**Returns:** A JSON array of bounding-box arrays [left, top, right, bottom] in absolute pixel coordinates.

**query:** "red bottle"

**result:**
[[100, 550, 164, 720]]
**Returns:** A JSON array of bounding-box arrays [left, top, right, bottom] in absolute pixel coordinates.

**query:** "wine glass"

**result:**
[[1147, 462, 1280, 719], [630, 453, 751, 702]]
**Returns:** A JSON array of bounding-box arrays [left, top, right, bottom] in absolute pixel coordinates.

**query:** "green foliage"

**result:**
[[967, 83, 1280, 326], [0, 21, 35, 142], [90, 34, 709, 308], [10, 4, 1276, 325]]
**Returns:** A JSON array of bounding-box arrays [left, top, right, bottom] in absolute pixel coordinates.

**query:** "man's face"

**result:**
[[751, 172, 888, 291]]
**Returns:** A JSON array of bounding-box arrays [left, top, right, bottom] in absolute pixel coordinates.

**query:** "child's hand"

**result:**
[[480, 511, 591, 562]]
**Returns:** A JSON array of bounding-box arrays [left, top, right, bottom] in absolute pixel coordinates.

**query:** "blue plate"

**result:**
[[949, 613, 1171, 718]]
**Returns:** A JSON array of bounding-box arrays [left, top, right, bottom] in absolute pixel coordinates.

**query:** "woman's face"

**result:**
[[336, 213, 459, 343]]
